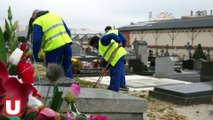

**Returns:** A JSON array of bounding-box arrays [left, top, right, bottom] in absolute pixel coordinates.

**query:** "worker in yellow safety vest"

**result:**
[[103, 26, 128, 91], [89, 34, 127, 92], [30, 9, 73, 79]]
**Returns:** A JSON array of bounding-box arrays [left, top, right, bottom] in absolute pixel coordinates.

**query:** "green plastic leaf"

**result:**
[[0, 114, 9, 120], [0, 27, 7, 64], [5, 19, 11, 34], [13, 21, 18, 30], [8, 6, 12, 20], [23, 112, 36, 120], [8, 116, 21, 120], [49, 86, 63, 111], [4, 6, 19, 53]]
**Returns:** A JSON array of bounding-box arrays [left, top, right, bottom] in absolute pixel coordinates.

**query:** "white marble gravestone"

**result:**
[[154, 57, 177, 78]]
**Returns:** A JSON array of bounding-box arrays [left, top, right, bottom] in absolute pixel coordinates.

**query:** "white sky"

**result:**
[[0, 0, 213, 32]]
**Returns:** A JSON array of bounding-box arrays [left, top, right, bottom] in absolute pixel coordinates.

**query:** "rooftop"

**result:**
[[119, 16, 213, 31]]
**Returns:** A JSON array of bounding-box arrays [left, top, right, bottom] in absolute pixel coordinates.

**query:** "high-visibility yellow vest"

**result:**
[[98, 39, 127, 66], [33, 12, 72, 52], [106, 29, 119, 35]]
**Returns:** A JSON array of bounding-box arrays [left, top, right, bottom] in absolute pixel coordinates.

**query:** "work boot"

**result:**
[[119, 87, 129, 91]]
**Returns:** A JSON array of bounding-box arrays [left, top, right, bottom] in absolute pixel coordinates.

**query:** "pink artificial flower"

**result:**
[[89, 114, 108, 120], [0, 61, 37, 113], [69, 83, 80, 96], [64, 83, 80, 103], [36, 107, 59, 120], [25, 108, 37, 115], [66, 112, 74, 120]]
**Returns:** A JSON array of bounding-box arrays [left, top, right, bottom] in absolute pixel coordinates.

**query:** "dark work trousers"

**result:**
[[45, 44, 73, 79], [108, 56, 126, 92]]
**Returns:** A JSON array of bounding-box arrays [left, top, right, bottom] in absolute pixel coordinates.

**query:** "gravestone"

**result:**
[[154, 57, 176, 78], [139, 41, 148, 66], [75, 88, 147, 120], [134, 40, 148, 65], [128, 59, 148, 74], [154, 57, 200, 82], [72, 41, 83, 56], [149, 81, 213, 105], [164, 44, 170, 57], [184, 42, 193, 60], [38, 86, 147, 120], [194, 59, 206, 71], [182, 59, 194, 70], [200, 61, 213, 82]]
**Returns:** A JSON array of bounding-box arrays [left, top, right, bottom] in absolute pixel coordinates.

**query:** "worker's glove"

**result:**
[[118, 43, 122, 47]]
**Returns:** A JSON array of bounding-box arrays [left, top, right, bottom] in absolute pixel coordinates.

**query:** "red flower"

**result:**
[[0, 61, 37, 113], [0, 61, 9, 112], [73, 69, 80, 75], [0, 79, 6, 114], [20, 43, 27, 51], [17, 60, 35, 84]]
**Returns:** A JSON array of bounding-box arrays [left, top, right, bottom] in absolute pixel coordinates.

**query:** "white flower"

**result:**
[[8, 48, 23, 66], [28, 94, 43, 108]]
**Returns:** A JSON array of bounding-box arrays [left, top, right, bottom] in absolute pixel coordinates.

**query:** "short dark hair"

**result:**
[[105, 26, 112, 32], [89, 36, 100, 46]]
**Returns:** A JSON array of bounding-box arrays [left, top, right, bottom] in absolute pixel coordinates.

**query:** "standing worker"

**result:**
[[31, 9, 73, 79], [104, 26, 127, 90], [89, 34, 127, 92], [105, 26, 126, 48]]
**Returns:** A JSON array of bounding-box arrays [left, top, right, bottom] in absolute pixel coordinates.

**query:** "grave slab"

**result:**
[[149, 81, 213, 105], [80, 75, 190, 91], [37, 86, 147, 120]]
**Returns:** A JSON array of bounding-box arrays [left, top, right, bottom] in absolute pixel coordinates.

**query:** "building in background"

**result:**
[[119, 10, 213, 60]]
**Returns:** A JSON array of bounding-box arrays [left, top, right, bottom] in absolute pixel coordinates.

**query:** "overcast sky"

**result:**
[[0, 0, 213, 32]]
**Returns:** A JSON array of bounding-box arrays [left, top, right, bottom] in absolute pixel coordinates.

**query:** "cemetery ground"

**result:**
[[34, 64, 213, 120], [77, 79, 213, 120]]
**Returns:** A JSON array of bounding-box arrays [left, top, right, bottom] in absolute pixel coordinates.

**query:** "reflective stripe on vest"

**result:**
[[102, 41, 115, 58], [98, 39, 127, 66], [46, 31, 67, 42], [33, 12, 72, 51], [43, 23, 64, 34]]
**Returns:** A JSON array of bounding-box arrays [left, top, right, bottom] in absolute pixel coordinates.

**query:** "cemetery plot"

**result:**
[[149, 81, 213, 105]]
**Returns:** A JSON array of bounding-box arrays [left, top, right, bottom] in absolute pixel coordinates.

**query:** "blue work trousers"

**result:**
[[45, 44, 73, 79], [108, 56, 126, 92]]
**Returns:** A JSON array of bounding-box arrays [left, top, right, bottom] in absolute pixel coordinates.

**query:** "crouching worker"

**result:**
[[89, 35, 127, 92]]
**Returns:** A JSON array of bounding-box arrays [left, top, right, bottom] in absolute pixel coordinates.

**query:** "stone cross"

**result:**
[[160, 48, 164, 57], [184, 42, 193, 59], [164, 44, 170, 56]]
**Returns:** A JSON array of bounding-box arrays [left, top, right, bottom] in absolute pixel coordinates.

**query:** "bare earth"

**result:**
[[125, 91, 213, 120]]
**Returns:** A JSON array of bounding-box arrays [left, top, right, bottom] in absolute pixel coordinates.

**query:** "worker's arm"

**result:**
[[118, 31, 126, 47], [32, 24, 43, 61], [101, 33, 121, 46], [62, 20, 71, 37]]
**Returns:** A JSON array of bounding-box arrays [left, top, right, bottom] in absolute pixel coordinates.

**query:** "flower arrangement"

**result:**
[[0, 50, 108, 120], [0, 7, 108, 119], [92, 59, 100, 68], [71, 58, 81, 74]]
